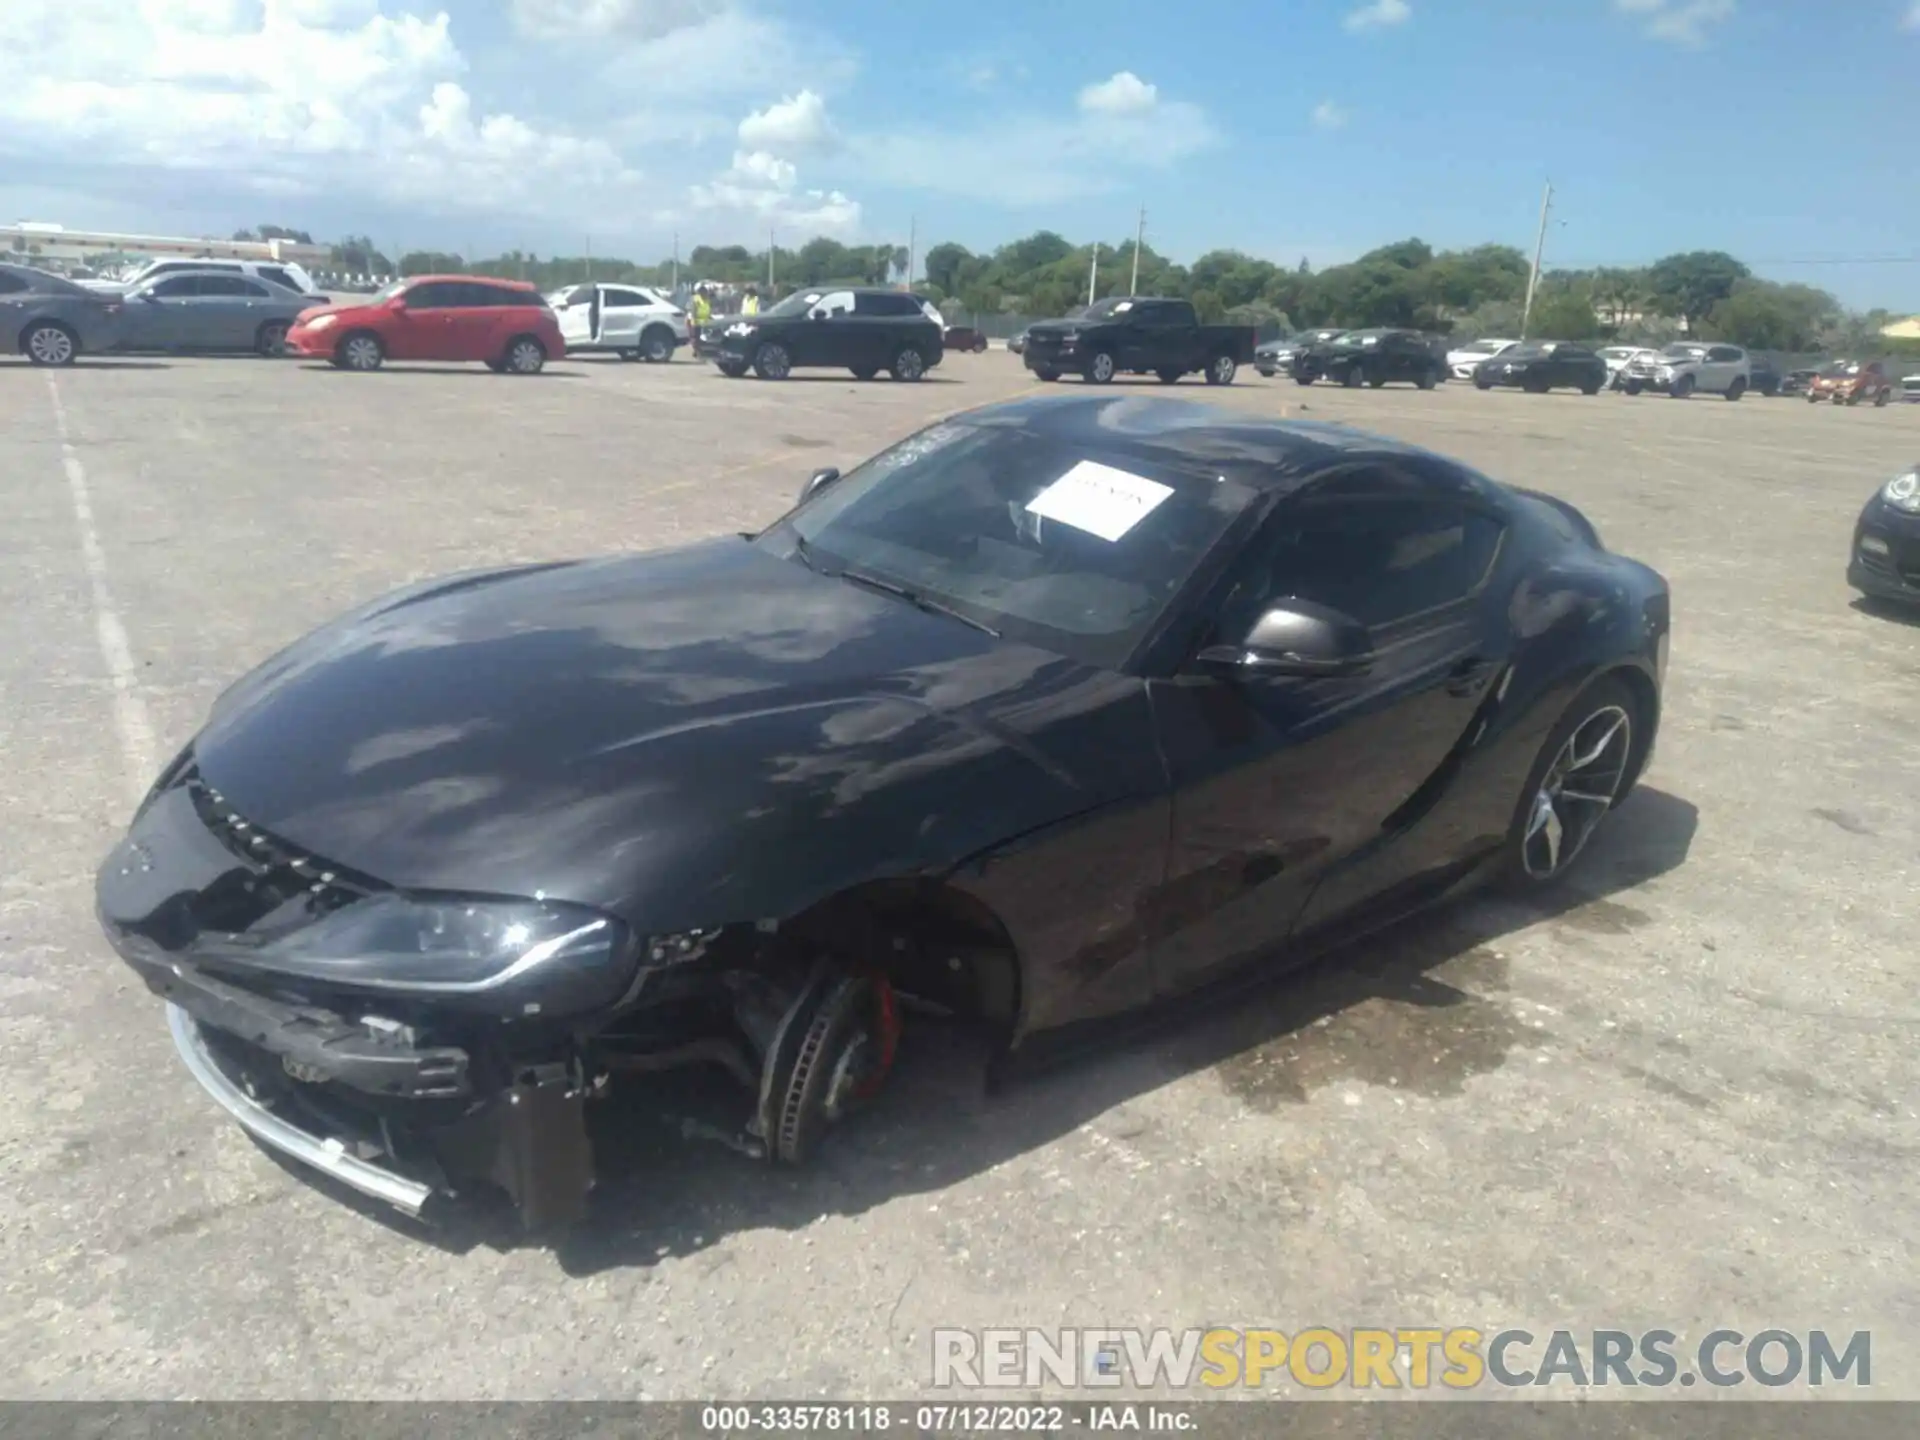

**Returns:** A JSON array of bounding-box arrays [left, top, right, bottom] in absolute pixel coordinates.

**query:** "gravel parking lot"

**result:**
[[4, 349, 1918, 1400]]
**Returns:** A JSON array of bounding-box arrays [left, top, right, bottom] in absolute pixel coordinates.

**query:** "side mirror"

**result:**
[[390, 298, 408, 313], [1197, 599, 1373, 678], [798, 467, 841, 505]]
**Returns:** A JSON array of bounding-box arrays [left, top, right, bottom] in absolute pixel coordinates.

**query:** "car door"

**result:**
[[1110, 300, 1160, 370], [190, 273, 263, 348], [796, 288, 857, 366], [551, 284, 595, 348], [1145, 465, 1511, 995], [598, 286, 651, 350], [1702, 345, 1736, 391], [0, 269, 27, 336], [124, 274, 199, 348]]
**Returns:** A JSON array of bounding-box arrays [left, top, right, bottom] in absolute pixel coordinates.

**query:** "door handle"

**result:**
[[1445, 657, 1501, 697]]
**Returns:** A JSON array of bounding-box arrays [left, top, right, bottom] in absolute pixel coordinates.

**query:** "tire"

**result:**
[[1417, 366, 1439, 391], [1343, 365, 1364, 388], [1295, 374, 1315, 386], [1725, 377, 1746, 401], [1806, 391, 1819, 403], [850, 365, 878, 381], [1844, 392, 1859, 407], [1670, 374, 1695, 399], [503, 335, 546, 375], [639, 326, 675, 363], [717, 360, 749, 378], [485, 358, 506, 373], [1524, 377, 1549, 395], [1581, 380, 1601, 396], [1085, 350, 1116, 384], [1874, 388, 1890, 408], [889, 346, 926, 382], [336, 331, 384, 372], [1500, 675, 1641, 891], [22, 321, 78, 366], [973, 336, 988, 354], [753, 342, 792, 380], [255, 320, 289, 358], [1156, 368, 1183, 384], [1474, 374, 1494, 392], [1368, 372, 1387, 389], [1205, 354, 1237, 386], [1625, 382, 1643, 396], [1035, 368, 1060, 382]]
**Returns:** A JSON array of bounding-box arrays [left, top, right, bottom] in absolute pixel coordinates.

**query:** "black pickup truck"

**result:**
[[1021, 297, 1258, 386]]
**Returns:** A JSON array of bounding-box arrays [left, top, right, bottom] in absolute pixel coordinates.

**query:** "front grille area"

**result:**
[[177, 768, 380, 940]]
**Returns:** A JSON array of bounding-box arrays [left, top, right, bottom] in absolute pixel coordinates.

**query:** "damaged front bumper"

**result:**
[[166, 1002, 436, 1217]]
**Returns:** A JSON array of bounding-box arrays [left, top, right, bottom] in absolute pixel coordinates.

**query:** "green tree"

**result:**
[[923, 242, 972, 296], [1527, 286, 1606, 341], [1704, 280, 1840, 352], [399, 250, 466, 276], [1645, 250, 1751, 330]]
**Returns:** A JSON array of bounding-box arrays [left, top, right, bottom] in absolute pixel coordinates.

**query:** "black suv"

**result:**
[[708, 287, 944, 381], [1292, 328, 1445, 389]]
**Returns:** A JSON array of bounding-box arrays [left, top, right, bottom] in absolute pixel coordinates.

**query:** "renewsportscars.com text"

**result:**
[[931, 1327, 1872, 1391]]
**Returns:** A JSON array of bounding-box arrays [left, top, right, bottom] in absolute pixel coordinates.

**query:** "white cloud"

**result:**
[[1344, 0, 1411, 31], [1613, 0, 1736, 45], [848, 96, 1216, 206], [1312, 100, 1349, 129], [509, 0, 723, 40], [738, 90, 838, 155], [0, 0, 644, 226], [1078, 71, 1159, 116], [688, 150, 860, 239]]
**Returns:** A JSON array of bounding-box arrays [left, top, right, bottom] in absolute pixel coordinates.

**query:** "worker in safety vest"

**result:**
[[742, 285, 760, 317], [691, 287, 712, 328]]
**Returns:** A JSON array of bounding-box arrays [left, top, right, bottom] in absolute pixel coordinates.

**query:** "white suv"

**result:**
[[85, 257, 321, 297], [548, 282, 689, 362], [1621, 341, 1753, 400]]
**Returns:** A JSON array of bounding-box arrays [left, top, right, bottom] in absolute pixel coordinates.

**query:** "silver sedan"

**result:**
[[0, 262, 128, 365], [113, 270, 323, 356]]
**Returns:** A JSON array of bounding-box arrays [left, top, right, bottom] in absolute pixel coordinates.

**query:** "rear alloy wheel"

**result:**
[[504, 337, 546, 374], [1670, 374, 1695, 399], [337, 332, 384, 372], [753, 342, 792, 380], [1725, 377, 1746, 401], [1085, 350, 1116, 384], [1343, 365, 1365, 388], [973, 336, 988, 353], [1418, 366, 1440, 391], [890, 347, 926, 382], [255, 320, 289, 358], [1475, 374, 1494, 391], [1507, 678, 1637, 887], [1206, 354, 1237, 386], [640, 327, 674, 363], [23, 322, 77, 366]]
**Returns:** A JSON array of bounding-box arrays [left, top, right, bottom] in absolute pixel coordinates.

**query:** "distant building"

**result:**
[[1880, 316, 1920, 341]]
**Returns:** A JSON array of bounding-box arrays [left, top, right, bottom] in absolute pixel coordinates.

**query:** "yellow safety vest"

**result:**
[[743, 294, 760, 316], [692, 295, 711, 325]]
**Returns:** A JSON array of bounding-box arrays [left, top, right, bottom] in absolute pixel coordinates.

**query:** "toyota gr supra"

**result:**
[[1848, 462, 1920, 606], [96, 395, 1669, 1230]]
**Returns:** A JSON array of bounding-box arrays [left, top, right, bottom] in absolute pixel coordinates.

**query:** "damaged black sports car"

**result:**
[[97, 395, 1670, 1230]]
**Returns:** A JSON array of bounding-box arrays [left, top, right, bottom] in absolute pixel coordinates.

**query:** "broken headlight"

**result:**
[[1881, 470, 1920, 515], [237, 892, 632, 1013]]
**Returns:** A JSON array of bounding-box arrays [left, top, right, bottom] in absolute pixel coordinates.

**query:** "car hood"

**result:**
[[294, 300, 379, 323], [190, 539, 1149, 932], [1024, 319, 1085, 337]]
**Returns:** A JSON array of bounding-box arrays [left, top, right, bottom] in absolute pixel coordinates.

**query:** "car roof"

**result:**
[[955, 394, 1444, 490], [408, 273, 536, 289]]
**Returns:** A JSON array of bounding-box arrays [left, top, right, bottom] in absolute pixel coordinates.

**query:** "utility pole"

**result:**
[[1520, 180, 1553, 339], [1087, 242, 1100, 306], [1129, 206, 1145, 295]]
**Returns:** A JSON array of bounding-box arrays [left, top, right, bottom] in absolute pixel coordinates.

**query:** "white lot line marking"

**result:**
[[46, 375, 158, 807]]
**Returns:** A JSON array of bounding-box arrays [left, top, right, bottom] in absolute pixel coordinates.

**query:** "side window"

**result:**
[[238, 279, 273, 298], [601, 287, 648, 308], [0, 272, 27, 295], [198, 275, 251, 297], [1558, 345, 1591, 361], [1215, 495, 1505, 637], [150, 276, 199, 298], [1707, 346, 1739, 363], [854, 291, 912, 317], [460, 283, 508, 307], [811, 289, 856, 318], [258, 267, 293, 289], [407, 282, 456, 308]]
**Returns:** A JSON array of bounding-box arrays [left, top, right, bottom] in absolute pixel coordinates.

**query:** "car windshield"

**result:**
[[1821, 361, 1860, 376], [762, 290, 823, 318], [1600, 347, 1635, 360], [372, 279, 410, 302], [1505, 341, 1552, 358], [1661, 344, 1706, 358], [763, 421, 1262, 670], [1082, 298, 1138, 320], [1460, 340, 1506, 355]]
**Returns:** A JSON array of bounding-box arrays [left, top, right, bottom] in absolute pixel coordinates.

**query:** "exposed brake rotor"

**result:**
[[757, 969, 900, 1166]]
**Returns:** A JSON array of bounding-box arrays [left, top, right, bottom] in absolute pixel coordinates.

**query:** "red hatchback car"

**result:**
[[287, 274, 566, 374]]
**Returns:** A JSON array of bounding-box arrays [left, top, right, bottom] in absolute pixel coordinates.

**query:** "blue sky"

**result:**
[[2, 0, 1917, 309]]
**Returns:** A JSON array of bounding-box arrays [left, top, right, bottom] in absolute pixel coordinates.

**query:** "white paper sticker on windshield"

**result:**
[[1025, 460, 1174, 542], [1113, 300, 1134, 313]]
